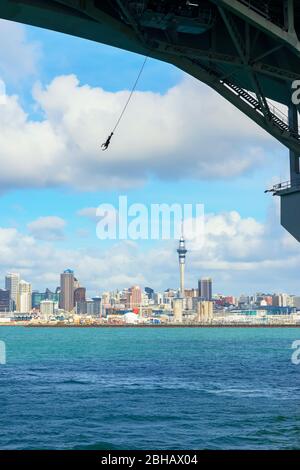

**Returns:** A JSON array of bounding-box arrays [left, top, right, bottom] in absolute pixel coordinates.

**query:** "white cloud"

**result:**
[[0, 19, 41, 83], [77, 207, 98, 221], [27, 216, 66, 241], [0, 74, 280, 192]]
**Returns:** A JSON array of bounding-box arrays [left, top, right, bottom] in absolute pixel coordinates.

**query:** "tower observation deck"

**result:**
[[177, 226, 187, 298], [2, 1, 300, 239]]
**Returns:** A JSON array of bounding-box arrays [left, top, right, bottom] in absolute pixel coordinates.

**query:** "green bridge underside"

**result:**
[[1, 0, 300, 153]]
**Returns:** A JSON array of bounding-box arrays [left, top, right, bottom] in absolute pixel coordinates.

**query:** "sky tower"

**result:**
[[177, 222, 187, 298]]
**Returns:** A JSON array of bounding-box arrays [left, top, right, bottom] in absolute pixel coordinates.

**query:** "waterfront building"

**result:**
[[5, 272, 20, 311], [60, 269, 75, 312], [123, 311, 139, 324], [32, 288, 60, 308], [76, 300, 87, 315], [0, 289, 10, 312], [32, 291, 47, 308], [293, 296, 300, 309], [197, 301, 213, 323], [272, 293, 289, 307], [92, 297, 102, 317], [198, 277, 212, 301], [18, 280, 32, 313], [184, 296, 193, 310], [173, 298, 183, 323], [238, 294, 251, 307], [102, 291, 111, 305], [40, 300, 55, 319], [130, 286, 142, 308], [272, 293, 293, 308]]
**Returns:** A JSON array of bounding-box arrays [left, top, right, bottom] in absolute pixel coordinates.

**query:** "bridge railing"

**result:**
[[267, 180, 300, 195], [237, 0, 283, 28], [247, 91, 300, 137]]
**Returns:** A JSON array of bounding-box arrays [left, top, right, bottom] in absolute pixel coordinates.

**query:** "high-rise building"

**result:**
[[18, 280, 32, 313], [92, 297, 102, 317], [74, 287, 86, 305], [272, 293, 291, 307], [5, 273, 20, 311], [0, 289, 10, 312], [184, 288, 198, 298], [177, 224, 187, 298], [145, 287, 154, 300], [32, 288, 60, 309], [198, 277, 212, 301], [60, 269, 75, 312], [130, 286, 142, 308], [32, 291, 47, 308], [74, 277, 80, 289]]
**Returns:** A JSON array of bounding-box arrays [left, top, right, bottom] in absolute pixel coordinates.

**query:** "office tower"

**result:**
[[102, 291, 111, 307], [18, 280, 32, 313], [74, 287, 86, 305], [145, 287, 154, 300], [32, 289, 60, 309], [198, 277, 212, 301], [184, 288, 198, 298], [173, 298, 183, 323], [92, 297, 102, 317], [32, 291, 47, 309], [272, 293, 290, 307], [0, 289, 10, 312], [177, 224, 187, 298], [60, 269, 75, 312], [5, 272, 20, 311], [45, 288, 60, 303], [74, 277, 80, 289], [86, 300, 94, 316], [130, 286, 142, 308]]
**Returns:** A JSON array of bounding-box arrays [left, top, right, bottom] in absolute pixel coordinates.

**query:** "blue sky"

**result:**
[[0, 18, 298, 296]]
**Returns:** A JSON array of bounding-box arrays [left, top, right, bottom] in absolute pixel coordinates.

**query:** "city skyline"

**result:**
[[1, 268, 300, 312], [0, 18, 300, 297]]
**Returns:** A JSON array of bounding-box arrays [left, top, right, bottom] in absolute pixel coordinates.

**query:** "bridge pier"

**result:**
[[288, 103, 300, 184], [273, 103, 300, 242]]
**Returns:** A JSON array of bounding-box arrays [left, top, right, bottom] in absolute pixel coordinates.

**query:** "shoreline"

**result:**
[[1, 323, 300, 328]]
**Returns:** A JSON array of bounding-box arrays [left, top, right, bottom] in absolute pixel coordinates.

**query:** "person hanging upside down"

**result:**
[[101, 132, 114, 150]]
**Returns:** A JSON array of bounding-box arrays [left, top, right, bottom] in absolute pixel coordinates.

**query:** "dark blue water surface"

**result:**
[[0, 326, 300, 450]]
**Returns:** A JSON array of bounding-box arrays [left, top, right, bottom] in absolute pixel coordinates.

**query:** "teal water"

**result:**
[[0, 327, 300, 450]]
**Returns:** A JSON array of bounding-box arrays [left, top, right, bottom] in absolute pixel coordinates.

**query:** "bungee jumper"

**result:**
[[101, 132, 114, 151], [101, 55, 148, 151]]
